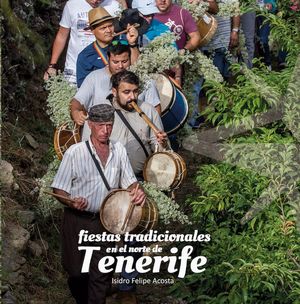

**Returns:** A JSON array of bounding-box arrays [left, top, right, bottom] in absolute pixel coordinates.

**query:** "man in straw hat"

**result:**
[[51, 103, 146, 304], [76, 6, 139, 87]]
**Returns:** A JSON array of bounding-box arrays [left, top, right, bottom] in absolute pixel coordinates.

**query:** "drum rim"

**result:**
[[198, 13, 218, 47], [165, 151, 187, 188], [163, 88, 189, 135], [54, 122, 81, 160]]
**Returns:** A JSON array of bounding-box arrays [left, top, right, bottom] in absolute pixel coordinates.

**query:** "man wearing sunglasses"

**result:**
[[71, 41, 161, 130], [76, 7, 139, 87]]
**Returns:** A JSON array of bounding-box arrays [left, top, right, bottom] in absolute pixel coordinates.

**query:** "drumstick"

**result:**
[[120, 184, 139, 232], [43, 190, 76, 205], [113, 23, 140, 37], [121, 204, 135, 233]]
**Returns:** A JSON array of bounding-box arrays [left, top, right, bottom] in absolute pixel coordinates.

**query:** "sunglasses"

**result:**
[[110, 39, 129, 46]]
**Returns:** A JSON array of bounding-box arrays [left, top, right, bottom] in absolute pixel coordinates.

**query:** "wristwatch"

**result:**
[[232, 28, 239, 33]]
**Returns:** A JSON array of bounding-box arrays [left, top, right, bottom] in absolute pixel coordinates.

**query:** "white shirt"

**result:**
[[51, 139, 137, 212], [101, 0, 122, 16], [60, 0, 96, 77]]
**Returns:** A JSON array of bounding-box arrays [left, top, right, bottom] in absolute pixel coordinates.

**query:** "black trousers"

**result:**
[[61, 208, 113, 304]]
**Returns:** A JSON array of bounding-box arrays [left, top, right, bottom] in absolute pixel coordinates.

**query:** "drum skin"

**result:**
[[153, 73, 175, 115], [153, 74, 189, 135], [100, 189, 158, 235], [143, 152, 187, 190], [54, 122, 81, 160], [197, 13, 218, 47]]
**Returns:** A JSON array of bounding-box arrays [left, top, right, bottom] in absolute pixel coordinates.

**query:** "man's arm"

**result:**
[[184, 31, 201, 51], [70, 98, 87, 125], [127, 182, 146, 206], [126, 24, 140, 64], [44, 26, 70, 80], [230, 15, 240, 49], [53, 188, 88, 210]]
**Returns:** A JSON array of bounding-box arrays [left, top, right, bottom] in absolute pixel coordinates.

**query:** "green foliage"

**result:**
[[45, 74, 76, 127], [190, 163, 269, 223], [2, 0, 47, 67], [36, 158, 62, 217], [143, 182, 191, 225], [203, 70, 271, 128], [170, 163, 300, 303]]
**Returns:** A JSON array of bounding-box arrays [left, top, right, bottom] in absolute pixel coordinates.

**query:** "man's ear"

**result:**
[[87, 120, 92, 129], [112, 87, 117, 97]]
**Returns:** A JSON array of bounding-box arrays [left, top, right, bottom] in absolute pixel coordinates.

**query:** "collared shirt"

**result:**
[[51, 139, 137, 213], [81, 100, 164, 175], [76, 42, 108, 87]]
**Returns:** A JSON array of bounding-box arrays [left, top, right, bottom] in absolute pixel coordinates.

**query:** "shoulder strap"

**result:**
[[180, 8, 184, 26], [85, 141, 111, 191], [115, 109, 149, 158], [93, 41, 108, 65]]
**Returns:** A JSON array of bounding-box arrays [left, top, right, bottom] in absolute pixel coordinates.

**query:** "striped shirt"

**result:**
[[51, 139, 137, 213], [202, 1, 232, 51]]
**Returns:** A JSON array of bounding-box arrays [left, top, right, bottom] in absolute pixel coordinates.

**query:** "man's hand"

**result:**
[[43, 67, 57, 81], [229, 31, 239, 49], [126, 24, 138, 46], [265, 3, 273, 10], [129, 183, 146, 206], [156, 130, 168, 145], [72, 110, 88, 126], [72, 197, 88, 210]]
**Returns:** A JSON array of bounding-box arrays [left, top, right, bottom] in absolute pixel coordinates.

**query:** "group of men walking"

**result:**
[[48, 0, 278, 303]]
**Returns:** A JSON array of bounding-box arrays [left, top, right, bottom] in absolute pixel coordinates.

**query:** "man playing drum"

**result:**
[[51, 104, 146, 304], [71, 70, 166, 303]]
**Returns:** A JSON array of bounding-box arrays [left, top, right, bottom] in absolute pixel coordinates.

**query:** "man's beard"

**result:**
[[115, 96, 136, 111]]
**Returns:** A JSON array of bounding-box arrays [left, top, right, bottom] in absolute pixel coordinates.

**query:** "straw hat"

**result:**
[[85, 7, 115, 30]]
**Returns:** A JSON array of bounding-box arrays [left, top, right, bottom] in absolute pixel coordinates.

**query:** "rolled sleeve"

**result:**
[[59, 2, 72, 29], [74, 73, 94, 109]]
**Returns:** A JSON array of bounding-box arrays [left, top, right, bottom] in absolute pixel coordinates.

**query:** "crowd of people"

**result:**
[[47, 1, 281, 303]]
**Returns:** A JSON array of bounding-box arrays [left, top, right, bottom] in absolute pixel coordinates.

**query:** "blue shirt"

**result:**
[[76, 42, 108, 88], [141, 19, 178, 49]]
